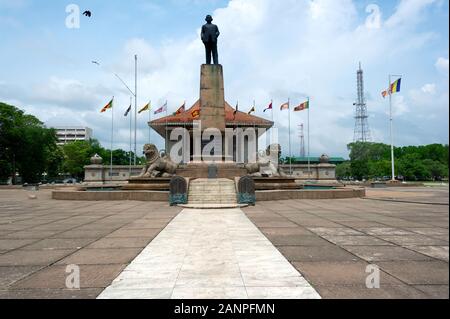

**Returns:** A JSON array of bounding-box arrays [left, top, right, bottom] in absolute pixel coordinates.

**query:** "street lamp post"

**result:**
[[92, 57, 139, 165]]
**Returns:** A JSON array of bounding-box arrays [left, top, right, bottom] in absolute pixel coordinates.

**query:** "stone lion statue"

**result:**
[[244, 144, 286, 177], [138, 144, 178, 178]]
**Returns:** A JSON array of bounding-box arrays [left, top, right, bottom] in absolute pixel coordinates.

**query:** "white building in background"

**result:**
[[54, 127, 93, 145]]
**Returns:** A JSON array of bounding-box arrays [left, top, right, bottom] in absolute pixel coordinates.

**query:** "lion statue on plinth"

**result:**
[[138, 144, 178, 178], [244, 143, 286, 177]]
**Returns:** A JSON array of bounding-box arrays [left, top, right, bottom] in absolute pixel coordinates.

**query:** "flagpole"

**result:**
[[389, 74, 395, 181], [271, 99, 274, 123], [129, 97, 132, 175], [165, 100, 168, 152], [288, 98, 292, 176], [307, 97, 311, 180], [149, 101, 152, 144], [134, 55, 138, 165], [110, 97, 114, 182]]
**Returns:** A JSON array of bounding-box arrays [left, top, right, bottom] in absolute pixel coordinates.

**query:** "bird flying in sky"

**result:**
[[83, 11, 92, 17]]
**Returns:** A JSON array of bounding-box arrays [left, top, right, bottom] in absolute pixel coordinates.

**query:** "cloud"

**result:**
[[1, 0, 447, 156], [421, 83, 436, 94], [436, 57, 449, 75], [0, 0, 28, 9], [385, 0, 437, 28], [31, 77, 114, 111]]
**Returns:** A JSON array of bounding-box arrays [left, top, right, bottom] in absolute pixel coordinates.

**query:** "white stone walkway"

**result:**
[[97, 208, 321, 299]]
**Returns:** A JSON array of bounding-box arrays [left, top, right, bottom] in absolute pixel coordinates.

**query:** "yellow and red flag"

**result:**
[[174, 102, 186, 115], [100, 98, 113, 113], [138, 101, 151, 114], [294, 100, 309, 112], [280, 102, 289, 111], [191, 109, 200, 119]]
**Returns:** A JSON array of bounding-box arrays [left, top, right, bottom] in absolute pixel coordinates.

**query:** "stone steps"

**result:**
[[187, 178, 237, 206]]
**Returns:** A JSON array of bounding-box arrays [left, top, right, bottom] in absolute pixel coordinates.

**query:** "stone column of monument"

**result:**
[[198, 64, 226, 162]]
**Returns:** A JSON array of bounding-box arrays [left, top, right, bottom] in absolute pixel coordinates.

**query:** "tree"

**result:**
[[0, 102, 61, 183], [345, 141, 449, 181], [336, 161, 352, 179], [368, 160, 391, 179], [61, 138, 141, 179], [62, 140, 103, 179]]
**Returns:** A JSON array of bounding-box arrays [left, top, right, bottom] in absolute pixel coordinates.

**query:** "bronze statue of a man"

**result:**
[[201, 15, 220, 65]]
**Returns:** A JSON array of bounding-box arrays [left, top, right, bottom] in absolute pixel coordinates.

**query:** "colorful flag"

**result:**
[[124, 104, 132, 117], [174, 102, 186, 116], [191, 109, 200, 119], [100, 98, 113, 113], [248, 106, 255, 115], [154, 102, 167, 115], [390, 78, 402, 94], [280, 102, 289, 111], [138, 102, 151, 114], [294, 100, 309, 112], [382, 78, 402, 98], [263, 102, 273, 112]]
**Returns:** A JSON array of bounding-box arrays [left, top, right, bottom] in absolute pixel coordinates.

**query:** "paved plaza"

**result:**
[[0, 187, 448, 299]]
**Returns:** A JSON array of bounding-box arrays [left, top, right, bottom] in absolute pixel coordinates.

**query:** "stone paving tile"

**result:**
[[314, 284, 427, 299], [56, 248, 142, 265], [376, 234, 448, 246], [0, 189, 182, 299], [334, 221, 388, 228], [246, 287, 321, 299], [251, 220, 299, 228], [0, 266, 43, 289], [86, 237, 153, 249], [244, 188, 449, 299], [341, 245, 433, 262], [105, 228, 162, 238], [5, 230, 62, 239], [278, 245, 360, 262], [0, 249, 76, 266], [0, 288, 103, 299], [21, 238, 96, 250], [51, 229, 115, 239], [260, 227, 315, 236], [286, 218, 342, 228], [1, 188, 448, 299], [307, 227, 364, 236], [292, 261, 403, 286], [264, 234, 331, 246], [413, 285, 449, 299], [0, 239, 37, 251], [408, 228, 449, 236], [12, 264, 127, 289], [171, 287, 247, 299], [320, 235, 393, 246], [378, 260, 449, 285], [404, 246, 449, 262], [98, 287, 173, 299], [98, 208, 321, 299], [359, 227, 415, 236]]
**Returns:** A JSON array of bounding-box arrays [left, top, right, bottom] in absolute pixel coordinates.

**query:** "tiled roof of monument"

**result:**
[[150, 100, 274, 127]]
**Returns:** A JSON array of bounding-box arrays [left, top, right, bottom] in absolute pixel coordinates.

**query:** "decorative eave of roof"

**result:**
[[149, 100, 274, 128]]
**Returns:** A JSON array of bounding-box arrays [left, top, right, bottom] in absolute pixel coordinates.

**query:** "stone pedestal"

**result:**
[[200, 64, 226, 132], [84, 165, 104, 184]]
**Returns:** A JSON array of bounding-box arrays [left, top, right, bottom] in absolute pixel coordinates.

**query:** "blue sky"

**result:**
[[0, 0, 448, 157]]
